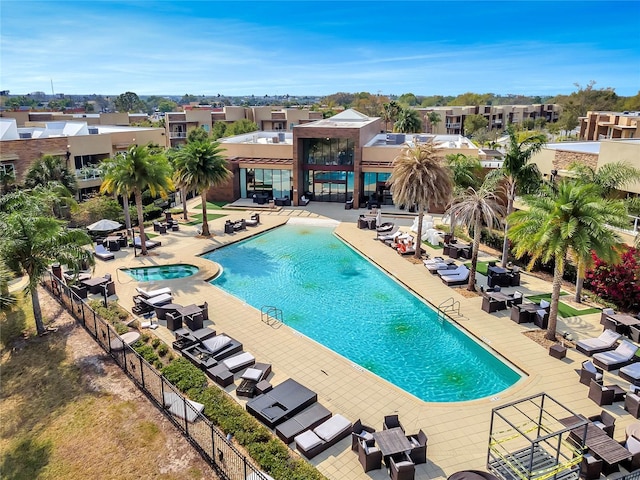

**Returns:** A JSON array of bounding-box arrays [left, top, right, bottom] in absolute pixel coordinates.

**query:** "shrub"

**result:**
[[585, 247, 640, 311], [151, 337, 160, 348], [161, 358, 207, 394], [140, 333, 151, 343], [157, 343, 168, 357], [134, 344, 159, 365], [88, 300, 130, 323]]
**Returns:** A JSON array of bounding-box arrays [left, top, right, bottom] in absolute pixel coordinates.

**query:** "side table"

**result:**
[[549, 343, 567, 359], [255, 380, 273, 395]]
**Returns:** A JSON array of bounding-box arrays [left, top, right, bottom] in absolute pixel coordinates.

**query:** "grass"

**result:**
[[526, 292, 601, 318], [0, 291, 35, 349], [186, 212, 227, 226], [464, 261, 489, 276], [0, 294, 206, 480]]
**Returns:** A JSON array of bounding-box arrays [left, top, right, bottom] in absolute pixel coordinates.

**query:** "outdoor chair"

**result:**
[[534, 309, 549, 329], [579, 453, 603, 480], [351, 419, 375, 452], [579, 360, 604, 386], [389, 453, 415, 480], [406, 429, 428, 464], [482, 295, 505, 313], [621, 436, 640, 471], [626, 390, 640, 418], [357, 437, 382, 472], [588, 379, 616, 406], [588, 410, 616, 437], [383, 414, 404, 432], [602, 316, 621, 334]]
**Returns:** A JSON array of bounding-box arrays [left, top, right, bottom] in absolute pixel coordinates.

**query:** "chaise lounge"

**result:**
[[246, 378, 318, 428], [294, 414, 353, 459], [275, 403, 332, 444], [94, 244, 115, 261], [620, 362, 640, 385], [593, 339, 639, 371], [440, 265, 470, 287], [135, 286, 171, 299], [206, 351, 256, 386], [576, 329, 621, 356]]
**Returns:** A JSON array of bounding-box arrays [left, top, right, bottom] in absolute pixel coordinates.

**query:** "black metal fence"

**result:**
[[43, 271, 268, 480]]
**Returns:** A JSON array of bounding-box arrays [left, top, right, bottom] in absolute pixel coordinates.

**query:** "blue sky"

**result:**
[[2, 1, 639, 98]]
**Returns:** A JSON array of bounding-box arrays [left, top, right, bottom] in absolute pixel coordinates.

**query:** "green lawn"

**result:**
[[186, 212, 227, 226], [526, 292, 601, 318], [464, 261, 489, 276]]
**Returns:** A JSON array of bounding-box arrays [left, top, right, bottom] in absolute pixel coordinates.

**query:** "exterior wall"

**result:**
[[223, 142, 293, 160], [0, 111, 30, 126], [599, 140, 640, 194], [0, 137, 70, 182], [580, 111, 640, 141], [553, 150, 598, 171], [98, 113, 130, 125]]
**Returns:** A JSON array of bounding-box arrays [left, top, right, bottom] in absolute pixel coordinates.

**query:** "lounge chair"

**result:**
[[163, 391, 204, 423], [206, 351, 256, 387], [135, 286, 171, 299], [183, 334, 243, 369], [132, 292, 173, 315], [246, 378, 318, 428], [378, 230, 405, 242], [626, 389, 640, 418], [425, 261, 457, 274], [593, 339, 639, 371], [94, 244, 115, 261], [376, 222, 395, 233], [383, 414, 405, 432], [436, 264, 467, 278], [357, 437, 382, 472], [275, 403, 332, 444], [576, 329, 621, 356], [440, 266, 470, 287], [620, 362, 640, 385], [294, 414, 353, 459], [130, 236, 161, 249], [236, 363, 272, 398], [579, 360, 604, 386]]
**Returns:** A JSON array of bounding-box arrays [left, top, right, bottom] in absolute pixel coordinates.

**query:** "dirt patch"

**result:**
[[523, 329, 576, 350], [456, 288, 481, 298]]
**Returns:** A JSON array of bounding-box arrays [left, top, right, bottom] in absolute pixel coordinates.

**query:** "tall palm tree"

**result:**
[[567, 161, 640, 302], [382, 101, 401, 133], [0, 196, 94, 335], [445, 153, 484, 235], [24, 154, 78, 195], [100, 144, 174, 255], [427, 111, 441, 133], [393, 108, 423, 134], [171, 140, 230, 237], [488, 124, 547, 267], [508, 180, 628, 340], [446, 186, 504, 291], [388, 143, 453, 259]]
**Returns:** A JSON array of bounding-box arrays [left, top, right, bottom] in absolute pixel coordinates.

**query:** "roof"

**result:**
[[545, 142, 601, 154], [296, 108, 379, 129]]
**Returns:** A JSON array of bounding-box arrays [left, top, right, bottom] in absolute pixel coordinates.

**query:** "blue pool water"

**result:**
[[204, 223, 522, 402], [123, 264, 199, 282]]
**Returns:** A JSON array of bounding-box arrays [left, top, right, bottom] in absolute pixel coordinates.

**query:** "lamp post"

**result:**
[[130, 228, 137, 257]]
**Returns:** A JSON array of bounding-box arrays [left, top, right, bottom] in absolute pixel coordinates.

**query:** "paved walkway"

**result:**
[[86, 201, 634, 480]]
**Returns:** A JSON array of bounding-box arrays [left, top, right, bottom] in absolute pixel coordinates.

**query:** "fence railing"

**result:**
[[43, 271, 268, 480]]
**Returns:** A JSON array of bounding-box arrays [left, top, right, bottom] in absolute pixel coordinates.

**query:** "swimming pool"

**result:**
[[204, 223, 523, 402], [122, 264, 199, 282]]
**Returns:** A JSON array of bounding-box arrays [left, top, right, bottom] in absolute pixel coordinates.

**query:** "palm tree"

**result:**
[[171, 140, 230, 237], [0, 198, 94, 335], [488, 124, 547, 267], [567, 161, 640, 302], [393, 108, 422, 134], [446, 186, 504, 291], [0, 260, 16, 311], [508, 180, 628, 340], [24, 154, 78, 195], [382, 101, 401, 133], [100, 144, 174, 255], [427, 111, 441, 133], [388, 143, 453, 259], [444, 153, 483, 235]]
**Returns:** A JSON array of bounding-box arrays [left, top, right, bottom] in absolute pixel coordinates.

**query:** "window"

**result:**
[[0, 163, 15, 178], [302, 138, 354, 166]]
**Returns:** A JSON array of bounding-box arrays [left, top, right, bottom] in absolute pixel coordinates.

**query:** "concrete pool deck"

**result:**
[[88, 201, 634, 480]]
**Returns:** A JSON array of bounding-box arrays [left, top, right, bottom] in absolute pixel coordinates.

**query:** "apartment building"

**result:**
[[416, 104, 561, 135], [165, 105, 323, 148], [0, 117, 165, 200], [217, 109, 493, 212], [0, 110, 134, 127], [579, 111, 640, 140]]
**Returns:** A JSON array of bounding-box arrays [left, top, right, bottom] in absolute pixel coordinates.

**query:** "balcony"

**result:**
[[170, 131, 187, 139], [445, 122, 461, 128], [76, 168, 101, 181]]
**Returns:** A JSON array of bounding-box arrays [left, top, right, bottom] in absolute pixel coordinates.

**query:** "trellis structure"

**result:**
[[487, 393, 585, 480]]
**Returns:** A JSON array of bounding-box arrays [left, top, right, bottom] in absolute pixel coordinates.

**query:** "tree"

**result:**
[[393, 108, 422, 133], [622, 91, 640, 111], [100, 145, 174, 255], [114, 91, 145, 113], [567, 161, 640, 301], [0, 193, 94, 335], [388, 143, 453, 259], [449, 92, 492, 106], [225, 119, 259, 136], [24, 154, 77, 195], [508, 180, 628, 340], [446, 186, 504, 291], [558, 111, 579, 136], [171, 140, 230, 237], [426, 111, 441, 133], [446, 154, 483, 192], [464, 114, 489, 137], [187, 127, 210, 143], [382, 101, 401, 133], [211, 121, 228, 140], [157, 100, 178, 112], [0, 260, 17, 311], [488, 124, 547, 267]]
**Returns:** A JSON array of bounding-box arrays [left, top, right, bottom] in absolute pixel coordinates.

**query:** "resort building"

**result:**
[[0, 117, 165, 200], [579, 110, 640, 141], [217, 109, 496, 211], [415, 104, 562, 135]]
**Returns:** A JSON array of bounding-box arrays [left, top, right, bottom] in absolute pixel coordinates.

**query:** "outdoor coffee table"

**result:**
[[372, 427, 412, 458]]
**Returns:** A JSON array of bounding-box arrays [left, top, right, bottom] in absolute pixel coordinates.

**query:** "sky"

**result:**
[[1, 1, 639, 98]]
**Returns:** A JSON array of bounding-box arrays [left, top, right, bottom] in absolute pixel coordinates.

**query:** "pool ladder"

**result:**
[[437, 297, 462, 322], [261, 305, 283, 328]]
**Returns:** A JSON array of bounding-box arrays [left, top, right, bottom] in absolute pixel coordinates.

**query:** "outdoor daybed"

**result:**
[[94, 244, 115, 261], [576, 329, 621, 356], [163, 391, 204, 423], [205, 351, 256, 386], [593, 340, 639, 371], [620, 362, 640, 385], [182, 334, 243, 369], [130, 236, 161, 249], [294, 414, 353, 459], [275, 403, 332, 444], [246, 378, 318, 429], [236, 363, 272, 398]]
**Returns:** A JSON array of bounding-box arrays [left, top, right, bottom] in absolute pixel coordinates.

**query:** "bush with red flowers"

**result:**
[[585, 247, 640, 312]]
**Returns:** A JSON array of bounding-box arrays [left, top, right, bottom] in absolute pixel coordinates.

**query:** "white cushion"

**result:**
[[242, 368, 263, 381], [202, 335, 231, 353], [295, 430, 323, 450], [626, 435, 640, 454], [583, 361, 598, 374], [359, 431, 374, 442], [513, 291, 523, 299], [313, 414, 351, 442], [593, 421, 606, 430], [621, 363, 640, 380], [536, 309, 547, 317], [365, 445, 379, 454], [223, 352, 255, 370], [540, 299, 550, 308], [167, 398, 204, 423], [395, 461, 414, 468], [603, 308, 615, 315], [616, 340, 638, 359], [146, 293, 172, 305], [600, 329, 621, 344]]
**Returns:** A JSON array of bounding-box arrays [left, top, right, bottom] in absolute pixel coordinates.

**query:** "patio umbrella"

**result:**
[[87, 219, 122, 232]]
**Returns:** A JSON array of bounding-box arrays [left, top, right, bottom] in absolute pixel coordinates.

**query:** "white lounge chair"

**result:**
[[593, 340, 639, 371], [221, 352, 256, 373], [576, 329, 621, 356], [135, 286, 171, 299], [621, 362, 640, 385], [437, 264, 468, 277]]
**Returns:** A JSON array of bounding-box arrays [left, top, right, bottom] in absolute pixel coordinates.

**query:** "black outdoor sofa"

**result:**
[[275, 403, 332, 444], [181, 334, 243, 370], [246, 378, 318, 429]]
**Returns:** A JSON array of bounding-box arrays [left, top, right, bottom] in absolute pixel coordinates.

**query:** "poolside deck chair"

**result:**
[[94, 244, 115, 261], [294, 414, 352, 459], [620, 362, 640, 385], [440, 266, 470, 287], [576, 329, 621, 356], [130, 236, 161, 249], [593, 339, 639, 371], [275, 403, 332, 444], [135, 286, 171, 299], [378, 230, 405, 242], [425, 261, 457, 274], [436, 264, 467, 278]]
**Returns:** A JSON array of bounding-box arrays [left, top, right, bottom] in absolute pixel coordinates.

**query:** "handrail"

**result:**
[[261, 305, 283, 327], [437, 297, 462, 321]]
